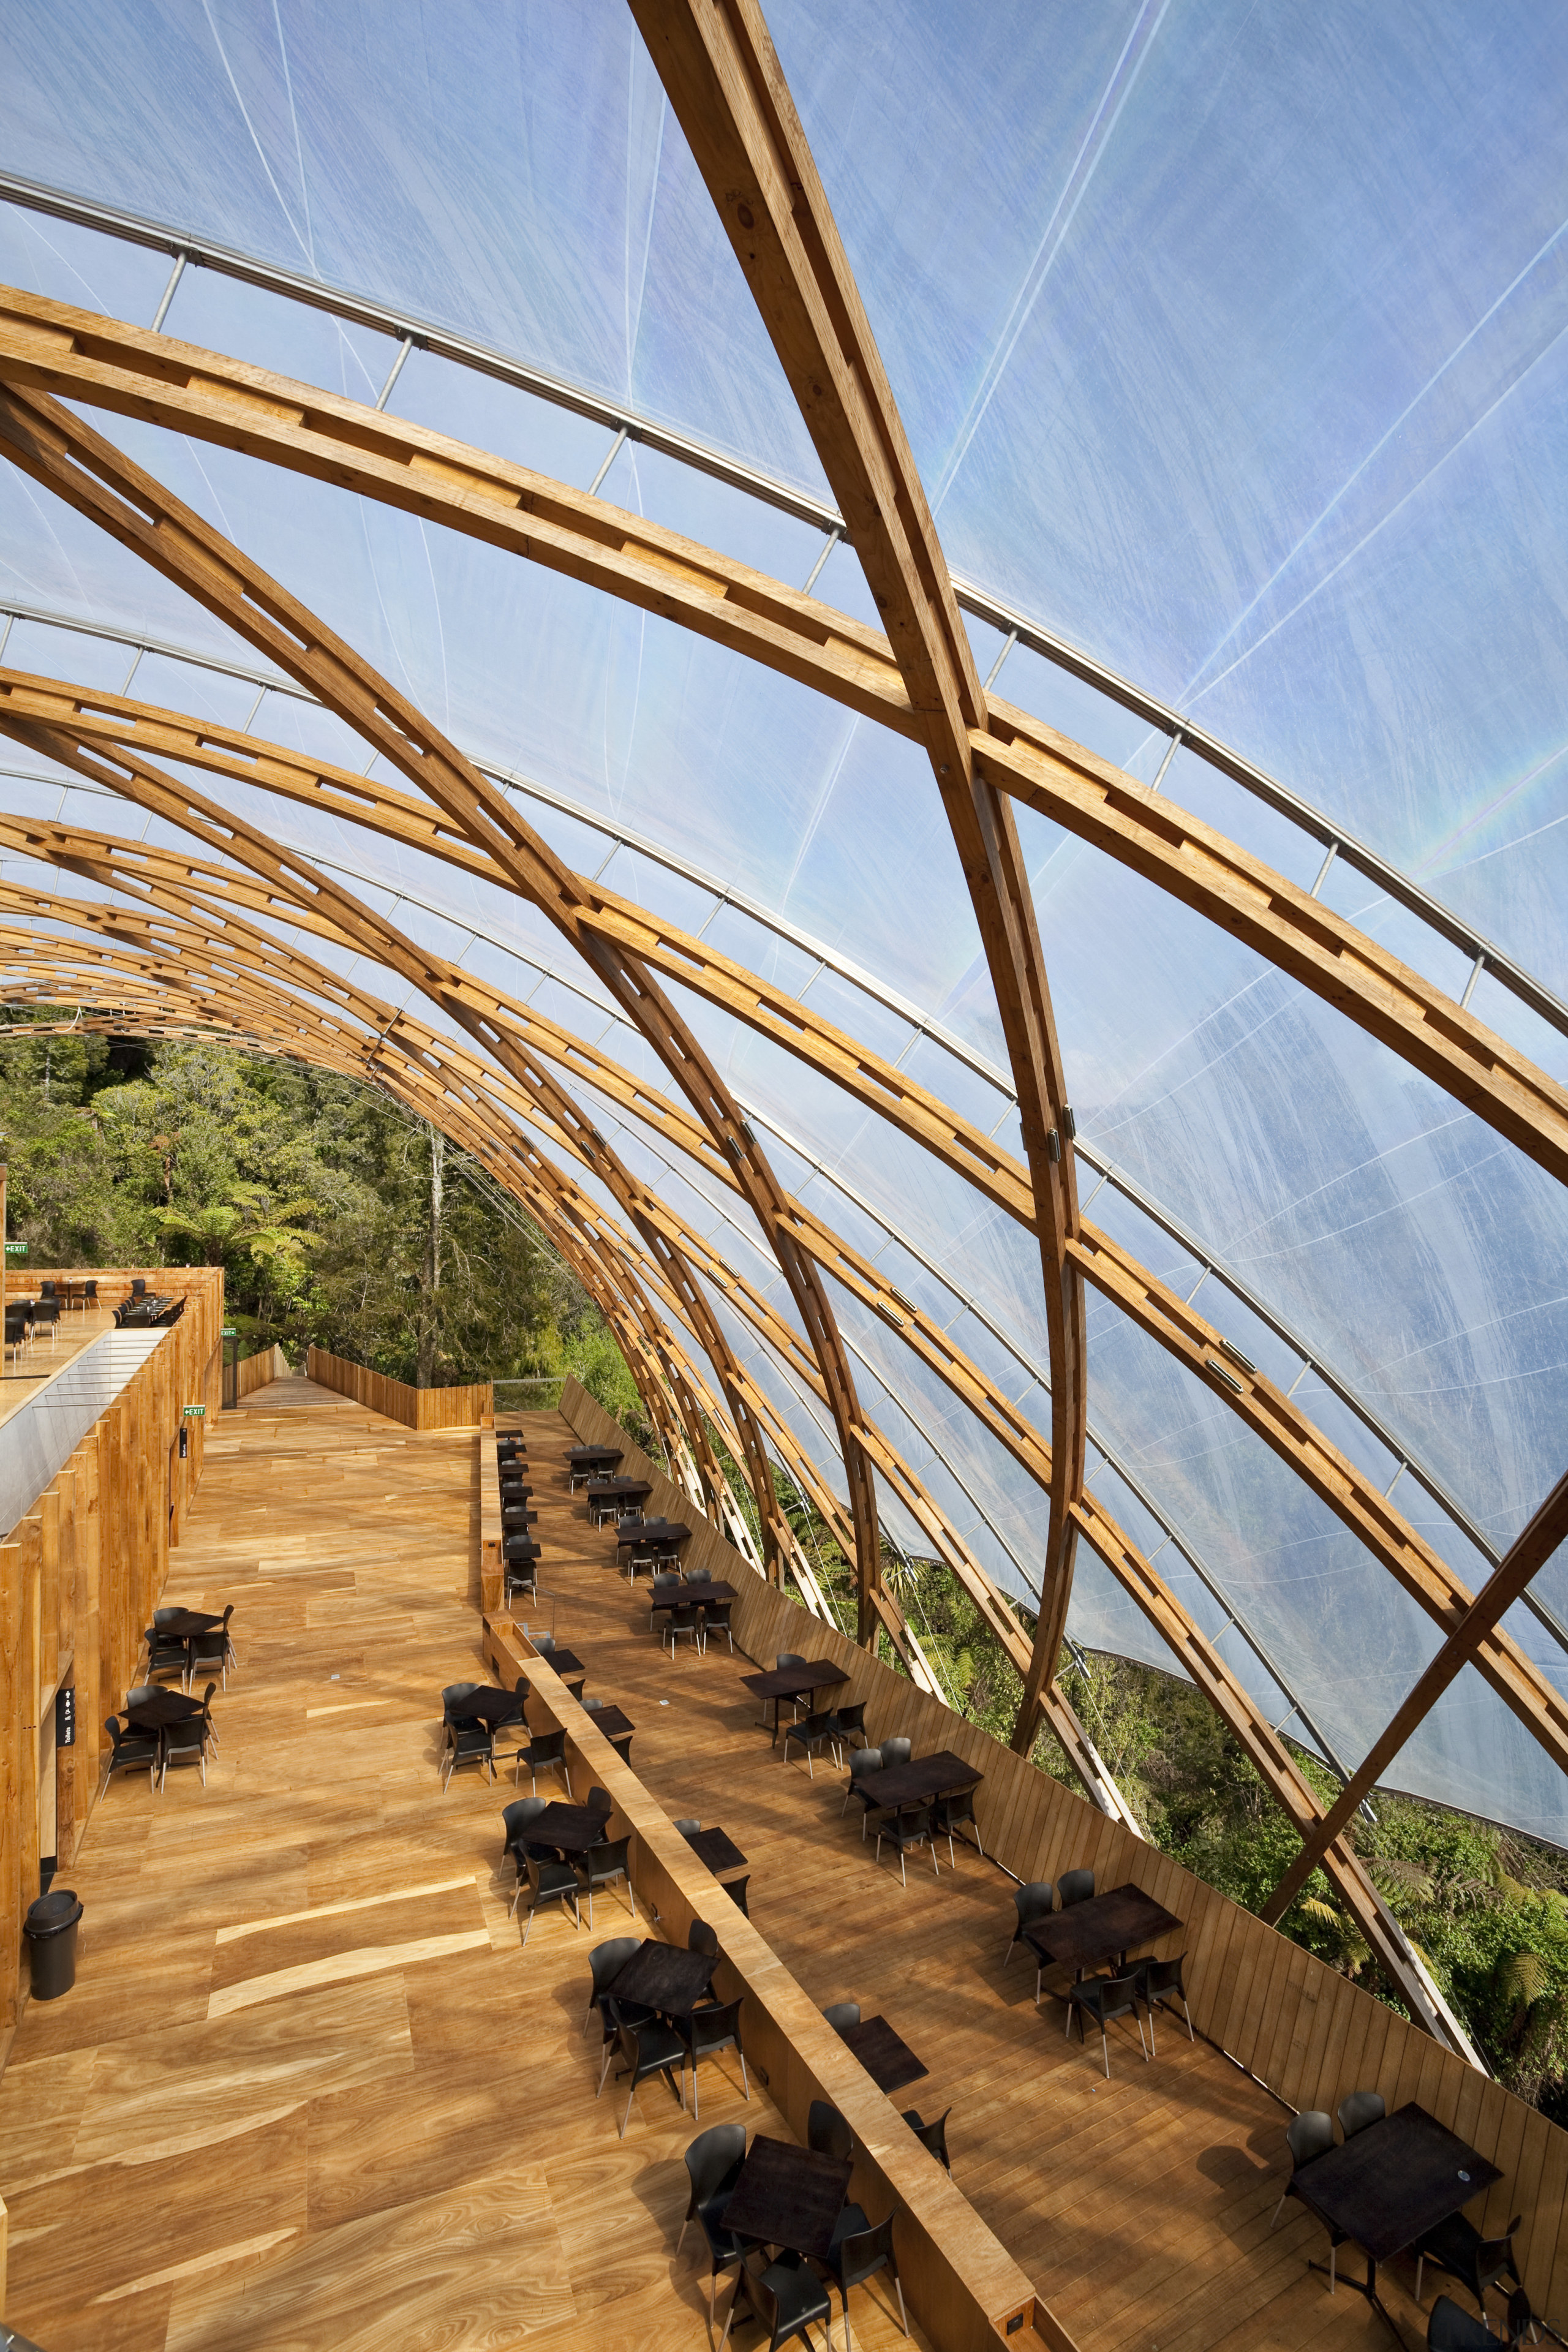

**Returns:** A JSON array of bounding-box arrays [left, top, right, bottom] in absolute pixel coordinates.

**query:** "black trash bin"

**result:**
[[23, 1887, 81, 2000]]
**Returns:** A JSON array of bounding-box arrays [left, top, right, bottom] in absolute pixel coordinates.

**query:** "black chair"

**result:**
[[491, 1681, 533, 1774], [880, 1736, 912, 1768], [1058, 1868, 1095, 1907], [724, 1876, 750, 1917], [842, 1746, 886, 1838], [502, 1795, 554, 1904], [143, 1621, 189, 1683], [1003, 1880, 1054, 1968], [782, 1712, 840, 1776], [701, 1599, 736, 1656], [1268, 2110, 1335, 2231], [663, 1602, 702, 1660], [442, 1679, 481, 1716], [533, 1632, 557, 1659], [821, 2002, 861, 2036], [649, 1575, 681, 1629], [518, 1849, 580, 1948], [582, 1938, 644, 2051], [774, 1653, 810, 1725], [575, 1835, 636, 1929], [606, 1999, 688, 2138], [100, 1713, 159, 1796], [586, 1787, 613, 1815], [1134, 1953, 1193, 2051], [1415, 2210, 1525, 2324], [516, 1726, 572, 1797], [674, 1817, 702, 1836], [442, 1713, 494, 1791], [718, 2253, 835, 2352], [1430, 2296, 1504, 2351], [821, 2210, 908, 2342], [676, 1996, 748, 2120], [677, 2121, 748, 2317], [933, 1785, 983, 1863], [1066, 1972, 1148, 2078], [687, 1566, 713, 1586], [187, 1605, 233, 1692], [161, 1685, 217, 1790], [1338, 2088, 1385, 2139], [875, 1803, 936, 1886], [807, 2099, 852, 2161], [130, 1276, 147, 1299], [608, 1730, 633, 1767], [689, 1920, 719, 1958], [504, 1556, 538, 1605], [124, 1683, 160, 1711], [901, 2106, 952, 2172], [827, 1700, 868, 1752]]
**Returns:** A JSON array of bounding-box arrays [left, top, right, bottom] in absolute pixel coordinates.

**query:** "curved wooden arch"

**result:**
[[0, 903, 1475, 2043], [4, 692, 1562, 1805], [0, 295, 1563, 1191], [0, 375, 888, 1635]]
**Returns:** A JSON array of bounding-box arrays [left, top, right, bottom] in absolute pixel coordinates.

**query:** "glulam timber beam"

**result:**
[[0, 378, 885, 1637], [7, 791, 1568, 1806], [1262, 1469, 1568, 1926], [13, 684, 1552, 1758], [1, 301, 1563, 1177], [620, 0, 1086, 1755], [0, 926, 1479, 2040]]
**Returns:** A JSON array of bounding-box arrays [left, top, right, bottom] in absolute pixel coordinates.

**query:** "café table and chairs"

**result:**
[[741, 1657, 849, 1744], [1023, 1880, 1185, 2010], [567, 1444, 623, 1491], [123, 1680, 217, 1791], [1286, 2101, 1506, 2341], [682, 1823, 748, 1884], [585, 1477, 653, 1525]]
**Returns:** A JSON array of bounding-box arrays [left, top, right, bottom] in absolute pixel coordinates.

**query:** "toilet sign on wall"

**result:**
[[56, 1685, 75, 1747]]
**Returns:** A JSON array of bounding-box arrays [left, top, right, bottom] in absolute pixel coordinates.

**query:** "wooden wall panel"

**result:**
[[236, 1343, 289, 1399], [305, 1344, 492, 1430], [0, 1268, 222, 2073], [559, 1379, 1568, 2331]]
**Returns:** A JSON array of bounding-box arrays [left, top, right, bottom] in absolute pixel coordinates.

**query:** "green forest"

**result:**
[[5, 1018, 1566, 2109]]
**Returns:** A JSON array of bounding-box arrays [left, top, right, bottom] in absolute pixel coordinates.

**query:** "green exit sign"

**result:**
[[4, 1241, 26, 1256], [221, 1326, 238, 1338], [182, 1404, 206, 1418]]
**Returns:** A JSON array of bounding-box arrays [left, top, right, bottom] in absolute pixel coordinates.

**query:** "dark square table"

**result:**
[[530, 1801, 616, 1855], [126, 1689, 206, 1730], [1291, 2103, 1502, 2339], [842, 2014, 929, 2095], [156, 1608, 225, 1638], [582, 1705, 635, 1741], [608, 1940, 718, 2017], [449, 1686, 526, 1727], [535, 1648, 585, 1676], [1023, 1883, 1184, 1982], [568, 1445, 622, 1464], [741, 1659, 849, 1743], [617, 1518, 692, 1548], [720, 2136, 854, 2263], [872, 1751, 984, 1811], [684, 1825, 748, 1877], [650, 1580, 738, 1613]]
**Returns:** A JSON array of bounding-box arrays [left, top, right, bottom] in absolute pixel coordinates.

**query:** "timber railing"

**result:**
[[236, 1342, 290, 1399], [556, 1379, 1568, 2333], [0, 1266, 224, 2082], [304, 1344, 492, 1430]]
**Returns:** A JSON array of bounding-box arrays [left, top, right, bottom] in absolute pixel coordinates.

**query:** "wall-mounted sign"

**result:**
[[3, 1240, 26, 1256], [221, 1327, 238, 1338], [56, 1685, 75, 1747], [182, 1403, 206, 1417]]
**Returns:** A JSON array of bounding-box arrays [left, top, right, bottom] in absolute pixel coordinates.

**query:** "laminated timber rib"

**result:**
[[0, 380, 888, 1640], [0, 918, 1463, 2039], [9, 685, 1566, 1804], [0, 288, 1566, 1193]]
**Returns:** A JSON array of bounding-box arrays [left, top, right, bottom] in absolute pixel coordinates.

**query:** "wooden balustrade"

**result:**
[[305, 1344, 492, 1430]]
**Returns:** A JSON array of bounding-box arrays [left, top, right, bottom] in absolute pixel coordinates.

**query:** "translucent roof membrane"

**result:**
[[2, 0, 1566, 1845]]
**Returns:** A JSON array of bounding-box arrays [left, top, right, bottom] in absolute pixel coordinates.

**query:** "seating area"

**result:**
[[0, 1384, 1549, 2352], [100, 1602, 238, 1796]]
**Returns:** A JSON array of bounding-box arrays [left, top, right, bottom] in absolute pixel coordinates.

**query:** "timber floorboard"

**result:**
[[507, 1409, 1433, 2352], [0, 1384, 926, 2351]]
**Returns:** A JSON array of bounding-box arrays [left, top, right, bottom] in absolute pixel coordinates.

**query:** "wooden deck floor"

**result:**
[[0, 1389, 1436, 2350], [0, 1383, 927, 2351]]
